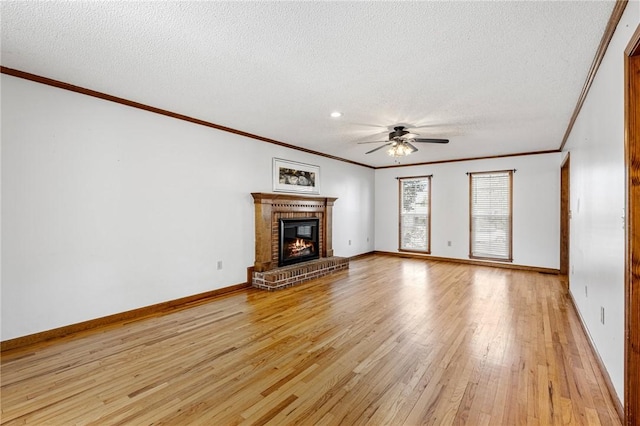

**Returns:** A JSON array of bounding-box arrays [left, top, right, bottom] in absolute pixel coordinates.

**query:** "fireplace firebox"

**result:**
[[279, 218, 320, 267]]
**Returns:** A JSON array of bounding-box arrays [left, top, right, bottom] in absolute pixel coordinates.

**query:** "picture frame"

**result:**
[[273, 158, 320, 194]]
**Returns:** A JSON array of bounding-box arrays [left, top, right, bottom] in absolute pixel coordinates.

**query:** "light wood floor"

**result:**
[[1, 255, 621, 425]]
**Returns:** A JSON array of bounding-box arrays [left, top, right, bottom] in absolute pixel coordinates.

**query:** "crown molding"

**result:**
[[559, 0, 629, 151]]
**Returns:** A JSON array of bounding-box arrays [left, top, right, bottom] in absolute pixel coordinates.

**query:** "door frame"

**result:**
[[624, 24, 640, 426], [560, 154, 570, 285]]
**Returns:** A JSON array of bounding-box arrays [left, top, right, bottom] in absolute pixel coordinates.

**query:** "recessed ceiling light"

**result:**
[[330, 111, 342, 118]]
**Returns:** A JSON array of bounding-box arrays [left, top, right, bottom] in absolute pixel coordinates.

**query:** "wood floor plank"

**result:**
[[1, 255, 622, 425]]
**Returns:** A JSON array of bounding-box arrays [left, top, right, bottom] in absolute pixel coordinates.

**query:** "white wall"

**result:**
[[1, 74, 375, 341], [375, 152, 562, 269], [563, 2, 639, 402]]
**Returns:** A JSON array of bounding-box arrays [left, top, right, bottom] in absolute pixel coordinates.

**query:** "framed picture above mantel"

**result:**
[[273, 158, 320, 195]]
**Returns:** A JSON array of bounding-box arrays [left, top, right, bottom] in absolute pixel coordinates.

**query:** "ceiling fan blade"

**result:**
[[357, 140, 389, 144], [405, 142, 419, 152], [365, 143, 392, 154], [411, 138, 449, 144]]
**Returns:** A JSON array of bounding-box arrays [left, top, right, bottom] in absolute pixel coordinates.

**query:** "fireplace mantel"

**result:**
[[251, 193, 337, 272]]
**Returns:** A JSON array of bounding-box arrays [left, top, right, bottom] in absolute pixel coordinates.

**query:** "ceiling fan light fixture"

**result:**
[[387, 141, 413, 157]]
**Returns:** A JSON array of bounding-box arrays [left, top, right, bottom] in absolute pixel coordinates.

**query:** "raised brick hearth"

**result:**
[[252, 257, 349, 291], [250, 193, 348, 290]]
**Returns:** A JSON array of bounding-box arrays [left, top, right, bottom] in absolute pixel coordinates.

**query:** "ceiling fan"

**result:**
[[358, 126, 449, 157]]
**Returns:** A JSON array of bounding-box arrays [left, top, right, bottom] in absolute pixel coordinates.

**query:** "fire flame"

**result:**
[[288, 238, 314, 256]]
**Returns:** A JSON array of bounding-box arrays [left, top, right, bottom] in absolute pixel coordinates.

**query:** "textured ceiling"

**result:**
[[1, 1, 615, 167]]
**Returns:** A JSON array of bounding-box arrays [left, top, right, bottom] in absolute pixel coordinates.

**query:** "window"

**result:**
[[399, 176, 431, 253], [469, 170, 513, 261]]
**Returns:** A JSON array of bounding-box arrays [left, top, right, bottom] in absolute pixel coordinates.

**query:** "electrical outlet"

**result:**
[[601, 306, 605, 324], [447, 241, 452, 247], [217, 261, 223, 270], [585, 286, 588, 297], [348, 240, 351, 246]]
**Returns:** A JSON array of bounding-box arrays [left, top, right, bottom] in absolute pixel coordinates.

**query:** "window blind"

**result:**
[[470, 171, 512, 261], [400, 177, 431, 252]]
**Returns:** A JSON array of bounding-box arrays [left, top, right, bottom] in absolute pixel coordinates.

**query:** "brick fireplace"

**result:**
[[250, 193, 349, 290]]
